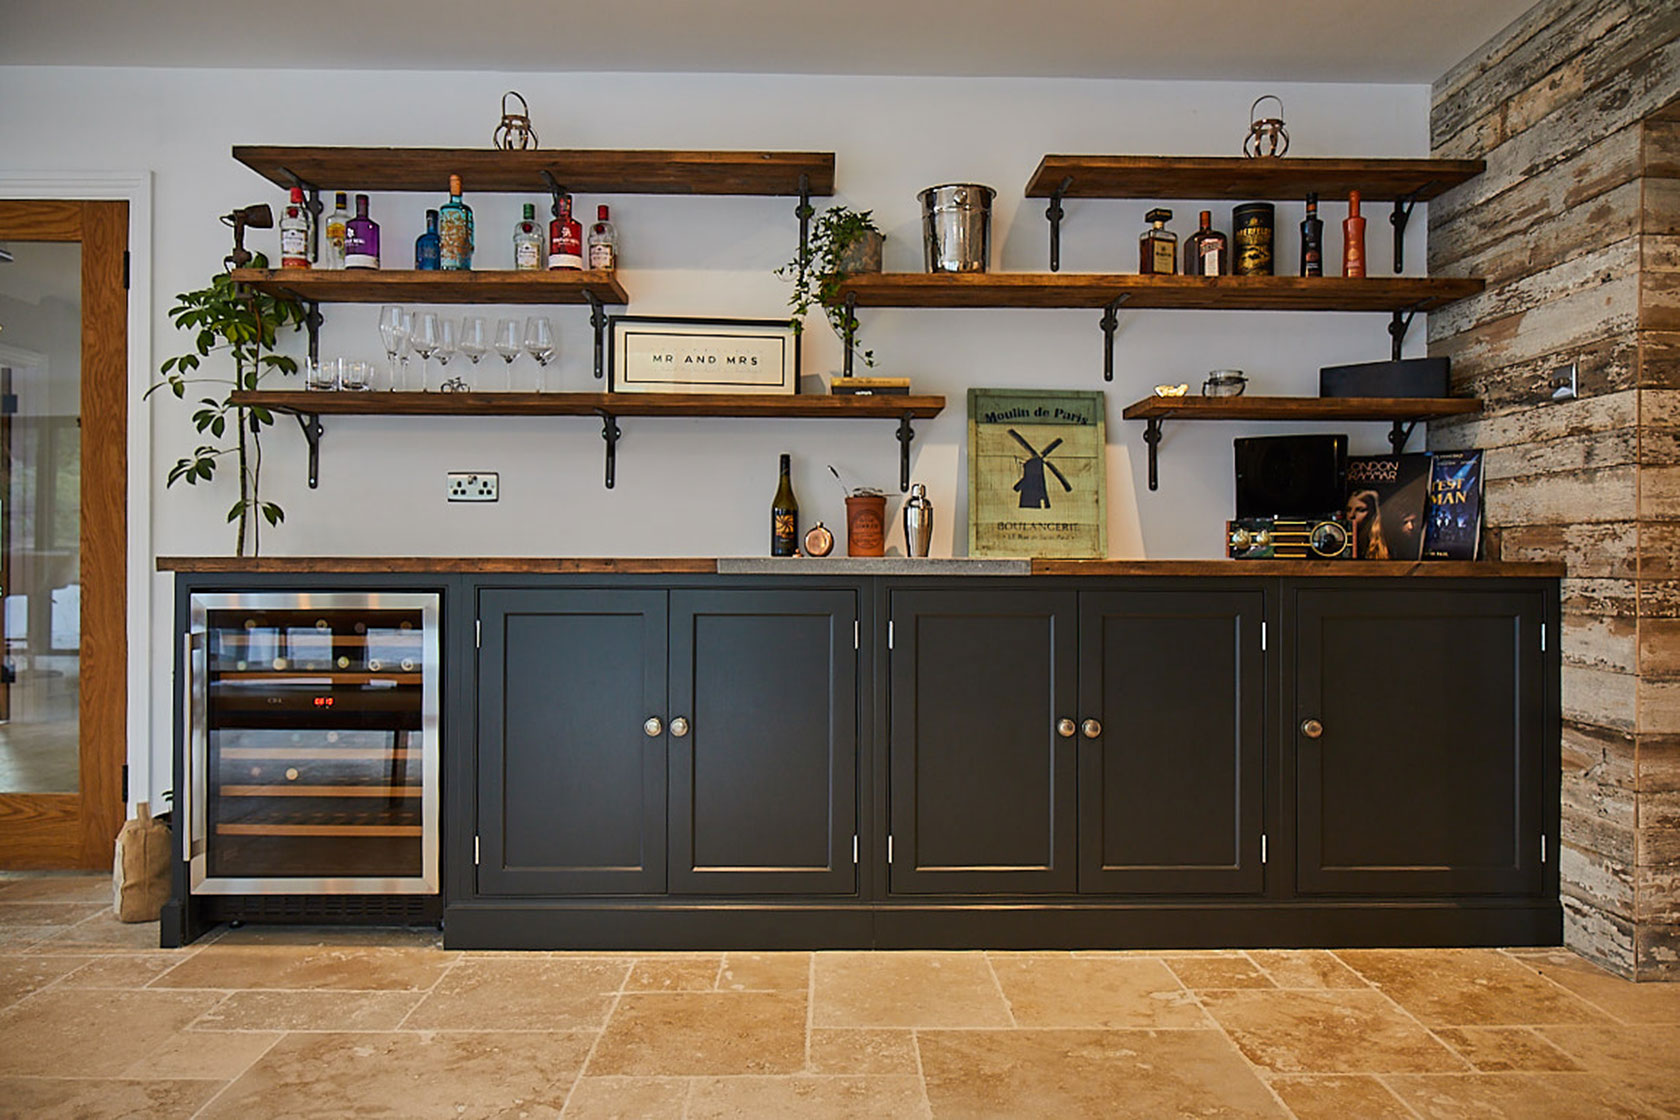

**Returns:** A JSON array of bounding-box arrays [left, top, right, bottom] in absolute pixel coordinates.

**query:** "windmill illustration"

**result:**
[[1008, 428, 1073, 509]]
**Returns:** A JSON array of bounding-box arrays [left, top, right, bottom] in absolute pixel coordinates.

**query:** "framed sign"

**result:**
[[608, 316, 800, 394], [968, 388, 1107, 558]]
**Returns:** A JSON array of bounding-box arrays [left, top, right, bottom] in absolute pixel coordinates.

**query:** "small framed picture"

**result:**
[[968, 388, 1107, 558], [608, 316, 800, 394]]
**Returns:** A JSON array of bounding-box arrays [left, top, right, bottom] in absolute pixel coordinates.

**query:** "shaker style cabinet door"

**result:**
[[1077, 589, 1265, 894], [888, 589, 1078, 894], [475, 590, 668, 895], [667, 590, 858, 895], [1294, 587, 1545, 897]]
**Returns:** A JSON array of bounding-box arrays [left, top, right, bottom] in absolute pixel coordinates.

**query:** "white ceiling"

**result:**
[[0, 0, 1536, 83]]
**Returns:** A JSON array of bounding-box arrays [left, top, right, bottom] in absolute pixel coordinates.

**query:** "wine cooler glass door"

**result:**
[[187, 592, 440, 894]]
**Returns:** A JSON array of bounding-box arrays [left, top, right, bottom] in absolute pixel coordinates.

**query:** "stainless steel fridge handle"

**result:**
[[182, 630, 206, 862]]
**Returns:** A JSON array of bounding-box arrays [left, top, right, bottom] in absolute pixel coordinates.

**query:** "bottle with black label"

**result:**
[[771, 453, 799, 557], [1300, 193, 1323, 277], [1138, 208, 1178, 275]]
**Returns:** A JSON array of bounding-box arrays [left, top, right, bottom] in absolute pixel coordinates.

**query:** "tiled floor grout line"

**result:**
[[1493, 947, 1637, 1027], [980, 951, 1017, 1028], [803, 952, 815, 1073], [1324, 951, 1480, 1079], [1171, 960, 1307, 1120], [555, 957, 635, 1116], [910, 1027, 933, 1120]]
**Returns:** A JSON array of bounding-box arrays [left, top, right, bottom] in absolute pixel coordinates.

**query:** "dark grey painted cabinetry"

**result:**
[[1292, 586, 1547, 897]]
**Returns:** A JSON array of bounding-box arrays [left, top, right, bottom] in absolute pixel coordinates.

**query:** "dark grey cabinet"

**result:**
[[1293, 586, 1547, 897], [1077, 590, 1266, 894]]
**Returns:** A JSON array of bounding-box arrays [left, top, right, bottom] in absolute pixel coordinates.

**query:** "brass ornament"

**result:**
[[1243, 95, 1289, 158], [493, 91, 538, 150]]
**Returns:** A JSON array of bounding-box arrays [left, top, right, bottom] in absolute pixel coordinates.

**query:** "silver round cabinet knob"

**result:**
[[1057, 718, 1076, 738], [643, 717, 663, 737], [670, 716, 690, 738], [1081, 718, 1102, 739], [1301, 718, 1324, 739]]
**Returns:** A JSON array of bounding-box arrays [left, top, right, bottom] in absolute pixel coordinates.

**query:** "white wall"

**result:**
[[0, 65, 1432, 805]]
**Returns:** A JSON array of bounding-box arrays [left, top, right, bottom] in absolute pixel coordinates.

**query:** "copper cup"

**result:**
[[845, 494, 887, 557]]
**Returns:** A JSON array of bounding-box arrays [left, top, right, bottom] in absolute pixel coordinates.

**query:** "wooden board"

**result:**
[[233, 146, 836, 196], [230, 390, 946, 419], [230, 268, 629, 306], [1120, 395, 1483, 423], [158, 557, 723, 573], [1024, 156, 1484, 201], [836, 273, 1483, 311], [1031, 559, 1564, 577]]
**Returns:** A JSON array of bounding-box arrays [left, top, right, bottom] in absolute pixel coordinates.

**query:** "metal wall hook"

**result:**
[[1100, 293, 1131, 382], [1045, 175, 1072, 273]]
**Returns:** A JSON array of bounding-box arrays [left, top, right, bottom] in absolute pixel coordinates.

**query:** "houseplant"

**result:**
[[778, 205, 883, 369], [149, 257, 308, 556]]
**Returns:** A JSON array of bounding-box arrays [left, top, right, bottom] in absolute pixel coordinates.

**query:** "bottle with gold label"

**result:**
[[438, 174, 474, 271], [770, 453, 799, 557], [1138, 208, 1178, 275]]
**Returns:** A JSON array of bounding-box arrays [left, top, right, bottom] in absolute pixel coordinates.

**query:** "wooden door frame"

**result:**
[[0, 199, 128, 867]]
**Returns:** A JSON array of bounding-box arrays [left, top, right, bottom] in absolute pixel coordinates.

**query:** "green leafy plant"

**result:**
[[778, 206, 882, 369], [147, 257, 308, 556]]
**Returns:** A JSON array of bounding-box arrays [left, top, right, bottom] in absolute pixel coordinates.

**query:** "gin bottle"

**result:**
[[323, 191, 350, 269], [343, 193, 380, 270], [587, 204, 617, 270], [415, 209, 441, 271], [513, 203, 543, 270], [547, 192, 583, 270], [438, 174, 474, 271], [279, 187, 310, 269]]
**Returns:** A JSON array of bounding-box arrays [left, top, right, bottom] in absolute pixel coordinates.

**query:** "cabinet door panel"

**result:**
[[889, 589, 1077, 894], [1079, 590, 1264, 894], [668, 590, 857, 895], [1295, 587, 1543, 897], [476, 590, 667, 895]]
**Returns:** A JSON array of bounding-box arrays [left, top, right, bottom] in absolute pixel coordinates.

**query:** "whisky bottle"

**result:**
[[771, 453, 799, 557], [548, 193, 583, 270], [343, 194, 380, 270], [588, 205, 618, 270], [323, 191, 350, 270], [438, 174, 474, 271], [1183, 210, 1227, 276], [1139, 208, 1178, 275], [414, 209, 441, 270], [1300, 193, 1323, 277], [279, 187, 310, 269], [513, 203, 543, 270], [1342, 190, 1367, 278]]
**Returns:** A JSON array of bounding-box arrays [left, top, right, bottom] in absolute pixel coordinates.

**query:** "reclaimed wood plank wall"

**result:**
[[1428, 0, 1680, 979]]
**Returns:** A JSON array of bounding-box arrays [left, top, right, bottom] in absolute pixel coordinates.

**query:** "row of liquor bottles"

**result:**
[[278, 175, 617, 272], [1138, 191, 1369, 278]]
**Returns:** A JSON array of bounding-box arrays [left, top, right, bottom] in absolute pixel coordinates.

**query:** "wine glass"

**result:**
[[411, 312, 440, 391], [378, 306, 408, 388], [436, 317, 459, 370], [523, 315, 555, 391], [494, 317, 521, 390], [460, 315, 489, 365]]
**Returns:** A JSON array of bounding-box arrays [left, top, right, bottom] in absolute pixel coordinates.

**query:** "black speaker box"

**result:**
[[1234, 434, 1349, 520], [1319, 356, 1450, 398]]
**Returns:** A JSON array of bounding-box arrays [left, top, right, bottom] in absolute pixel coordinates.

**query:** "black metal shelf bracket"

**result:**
[[295, 412, 324, 489], [896, 413, 916, 493], [596, 408, 622, 489], [842, 293, 859, 380], [1388, 301, 1424, 361], [1142, 417, 1164, 492], [1045, 176, 1073, 273], [1388, 419, 1420, 455], [539, 170, 568, 220], [1389, 184, 1430, 274], [1100, 293, 1131, 382], [302, 299, 323, 365], [796, 172, 813, 262], [585, 289, 607, 380]]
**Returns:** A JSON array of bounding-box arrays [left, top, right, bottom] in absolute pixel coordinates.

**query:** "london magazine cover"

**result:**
[[1345, 454, 1433, 561], [1422, 449, 1484, 560]]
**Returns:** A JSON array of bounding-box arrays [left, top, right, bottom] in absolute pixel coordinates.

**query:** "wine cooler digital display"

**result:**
[[186, 592, 440, 895]]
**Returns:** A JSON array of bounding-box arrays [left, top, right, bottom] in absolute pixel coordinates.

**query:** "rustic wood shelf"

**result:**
[[233, 390, 946, 492], [1024, 156, 1484, 201], [834, 273, 1481, 311], [233, 146, 836, 196], [1119, 395, 1482, 491], [230, 268, 628, 306]]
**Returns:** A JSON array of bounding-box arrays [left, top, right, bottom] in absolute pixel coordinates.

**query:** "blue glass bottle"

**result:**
[[414, 209, 441, 271]]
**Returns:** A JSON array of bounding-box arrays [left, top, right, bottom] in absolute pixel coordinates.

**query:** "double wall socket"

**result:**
[[447, 471, 499, 502]]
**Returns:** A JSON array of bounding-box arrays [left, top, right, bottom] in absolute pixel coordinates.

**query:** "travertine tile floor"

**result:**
[[3, 874, 1679, 1119]]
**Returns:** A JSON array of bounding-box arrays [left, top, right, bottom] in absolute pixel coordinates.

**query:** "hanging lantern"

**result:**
[[493, 91, 538, 151], [1243, 95, 1289, 159]]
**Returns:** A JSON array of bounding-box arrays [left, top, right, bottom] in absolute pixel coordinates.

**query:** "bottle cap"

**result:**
[[289, 186, 304, 203], [523, 203, 535, 220], [1348, 189, 1361, 215], [1199, 210, 1212, 225], [1145, 207, 1173, 224], [426, 208, 439, 221], [1305, 191, 1318, 207], [449, 173, 463, 195], [598, 204, 610, 220], [336, 191, 348, 206]]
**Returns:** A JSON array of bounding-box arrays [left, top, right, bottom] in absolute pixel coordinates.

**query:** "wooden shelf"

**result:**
[[1024, 156, 1484, 201], [233, 146, 836, 196], [229, 268, 628, 306], [234, 390, 944, 419], [834, 273, 1482, 312]]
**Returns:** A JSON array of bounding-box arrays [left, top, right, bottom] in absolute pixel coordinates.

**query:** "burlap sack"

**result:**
[[112, 802, 171, 922]]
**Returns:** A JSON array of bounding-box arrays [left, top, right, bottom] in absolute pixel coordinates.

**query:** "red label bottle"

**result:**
[[547, 194, 583, 270], [1342, 190, 1366, 278]]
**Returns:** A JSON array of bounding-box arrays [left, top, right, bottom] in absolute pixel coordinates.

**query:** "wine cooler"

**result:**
[[185, 592, 440, 899]]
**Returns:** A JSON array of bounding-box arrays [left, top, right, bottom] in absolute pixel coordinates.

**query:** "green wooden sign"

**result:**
[[967, 388, 1107, 558]]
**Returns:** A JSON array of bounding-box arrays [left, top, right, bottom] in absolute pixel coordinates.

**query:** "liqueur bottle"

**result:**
[[1138, 208, 1178, 275], [414, 209, 441, 271], [587, 204, 618, 270], [547, 192, 584, 270], [1183, 210, 1227, 276], [343, 193, 380, 269], [323, 191, 350, 269], [279, 187, 311, 269], [770, 453, 799, 557], [438, 174, 474, 271], [513, 203, 543, 270], [1300, 193, 1323, 277], [1343, 190, 1367, 278]]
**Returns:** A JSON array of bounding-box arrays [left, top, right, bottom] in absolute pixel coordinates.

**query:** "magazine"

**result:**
[[1423, 450, 1484, 560], [1345, 454, 1432, 561]]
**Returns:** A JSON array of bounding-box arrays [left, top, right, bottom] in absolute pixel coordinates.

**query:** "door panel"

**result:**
[[668, 590, 856, 894], [1295, 587, 1543, 896], [1079, 590, 1265, 894], [475, 589, 666, 895], [0, 199, 127, 870], [888, 589, 1077, 894]]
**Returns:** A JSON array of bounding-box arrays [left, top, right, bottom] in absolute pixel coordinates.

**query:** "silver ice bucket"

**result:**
[[919, 183, 994, 273]]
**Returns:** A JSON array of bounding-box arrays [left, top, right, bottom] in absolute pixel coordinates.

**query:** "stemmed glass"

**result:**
[[460, 315, 489, 366], [523, 316, 555, 391], [494, 317, 521, 390], [378, 306, 409, 390], [411, 312, 441, 391], [436, 318, 459, 370]]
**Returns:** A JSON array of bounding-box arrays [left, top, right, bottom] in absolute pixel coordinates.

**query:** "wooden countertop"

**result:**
[[157, 556, 1566, 578]]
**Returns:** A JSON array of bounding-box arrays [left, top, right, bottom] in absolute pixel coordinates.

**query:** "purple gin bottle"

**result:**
[[344, 193, 381, 270]]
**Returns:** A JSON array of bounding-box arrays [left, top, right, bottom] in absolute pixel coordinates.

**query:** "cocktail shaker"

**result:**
[[903, 483, 933, 557]]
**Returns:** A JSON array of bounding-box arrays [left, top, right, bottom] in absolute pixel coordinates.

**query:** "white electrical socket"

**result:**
[[447, 471, 499, 502]]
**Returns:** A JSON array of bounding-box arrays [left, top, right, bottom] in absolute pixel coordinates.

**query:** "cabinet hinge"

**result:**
[[887, 835, 894, 864], [854, 620, 859, 651], [1260, 833, 1268, 864], [888, 620, 894, 650], [475, 619, 481, 649], [1541, 834, 1547, 863], [852, 835, 859, 865], [1260, 621, 1268, 651], [1540, 623, 1547, 652], [473, 836, 480, 865], [122, 249, 130, 290]]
